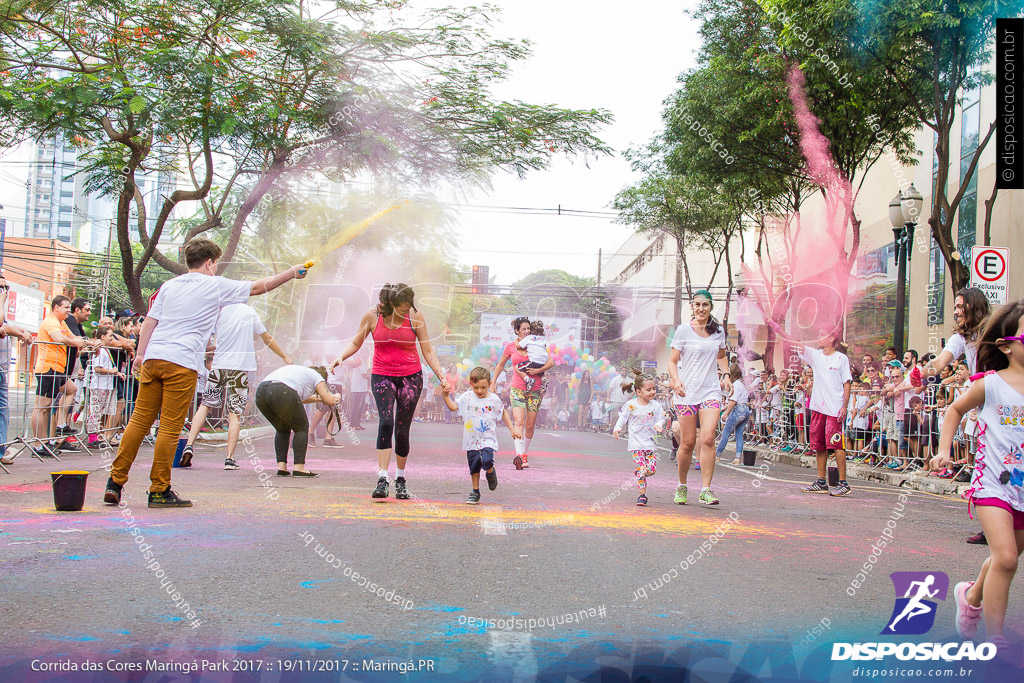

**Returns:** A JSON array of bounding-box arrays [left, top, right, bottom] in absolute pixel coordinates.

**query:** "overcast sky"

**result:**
[[0, 2, 701, 286], [446, 1, 700, 284]]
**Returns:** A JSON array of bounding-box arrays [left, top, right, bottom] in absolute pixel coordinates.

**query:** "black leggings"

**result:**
[[256, 381, 309, 465], [370, 372, 423, 457]]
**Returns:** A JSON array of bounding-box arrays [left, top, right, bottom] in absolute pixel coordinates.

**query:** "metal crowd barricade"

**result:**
[[1, 340, 74, 468], [718, 368, 979, 483], [0, 339, 147, 471]]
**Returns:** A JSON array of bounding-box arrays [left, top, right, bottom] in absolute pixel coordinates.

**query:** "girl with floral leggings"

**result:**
[[613, 371, 666, 507]]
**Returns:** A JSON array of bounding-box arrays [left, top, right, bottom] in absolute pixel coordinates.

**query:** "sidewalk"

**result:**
[[752, 444, 967, 497]]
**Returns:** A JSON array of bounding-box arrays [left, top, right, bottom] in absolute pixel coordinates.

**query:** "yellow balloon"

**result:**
[[581, 354, 590, 361]]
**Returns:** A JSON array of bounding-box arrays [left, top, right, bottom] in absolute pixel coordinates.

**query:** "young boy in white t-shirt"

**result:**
[[790, 326, 853, 497], [442, 366, 520, 504]]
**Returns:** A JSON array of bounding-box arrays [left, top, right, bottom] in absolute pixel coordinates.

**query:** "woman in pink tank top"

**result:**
[[330, 284, 449, 500], [492, 316, 555, 469]]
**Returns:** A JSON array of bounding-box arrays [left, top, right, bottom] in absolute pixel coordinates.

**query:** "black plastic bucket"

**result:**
[[51, 470, 89, 511], [742, 449, 757, 467]]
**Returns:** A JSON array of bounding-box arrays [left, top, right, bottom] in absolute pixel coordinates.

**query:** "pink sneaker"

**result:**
[[954, 581, 983, 639]]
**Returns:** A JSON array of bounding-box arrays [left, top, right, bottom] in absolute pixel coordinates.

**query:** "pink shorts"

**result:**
[[809, 410, 844, 452], [676, 399, 721, 417], [973, 497, 1024, 529]]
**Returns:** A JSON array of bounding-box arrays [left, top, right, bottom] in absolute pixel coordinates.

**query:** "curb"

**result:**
[[752, 445, 968, 497], [197, 425, 276, 442]]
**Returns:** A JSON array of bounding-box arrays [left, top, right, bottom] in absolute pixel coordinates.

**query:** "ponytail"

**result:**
[[377, 283, 417, 318], [622, 367, 657, 394]]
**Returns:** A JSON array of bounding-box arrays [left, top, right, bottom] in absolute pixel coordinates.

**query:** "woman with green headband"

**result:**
[[667, 289, 731, 506]]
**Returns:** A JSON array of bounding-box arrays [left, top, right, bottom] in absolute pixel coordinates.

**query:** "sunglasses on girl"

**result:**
[[997, 335, 1024, 344]]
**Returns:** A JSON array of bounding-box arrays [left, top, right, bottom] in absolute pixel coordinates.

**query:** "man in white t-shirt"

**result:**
[[608, 367, 634, 428], [180, 303, 292, 470], [796, 327, 853, 497], [348, 356, 370, 430], [104, 238, 307, 509]]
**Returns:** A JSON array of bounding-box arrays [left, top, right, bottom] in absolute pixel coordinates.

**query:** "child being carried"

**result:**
[[515, 320, 549, 392]]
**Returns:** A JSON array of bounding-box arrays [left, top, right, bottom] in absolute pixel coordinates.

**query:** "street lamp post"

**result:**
[[888, 185, 923, 354]]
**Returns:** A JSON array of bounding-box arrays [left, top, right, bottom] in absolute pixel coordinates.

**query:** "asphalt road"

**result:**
[[1, 421, 1020, 682]]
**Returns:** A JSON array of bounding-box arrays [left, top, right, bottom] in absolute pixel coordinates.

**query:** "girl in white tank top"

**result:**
[[935, 299, 1024, 650]]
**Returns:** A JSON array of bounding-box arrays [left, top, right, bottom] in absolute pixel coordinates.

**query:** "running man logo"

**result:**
[[881, 571, 949, 635]]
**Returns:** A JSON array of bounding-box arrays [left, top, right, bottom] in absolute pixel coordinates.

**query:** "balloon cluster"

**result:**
[[454, 342, 621, 404]]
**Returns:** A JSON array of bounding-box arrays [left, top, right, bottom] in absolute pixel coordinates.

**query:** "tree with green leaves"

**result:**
[[613, 151, 737, 329], [0, 0, 611, 311], [652, 0, 920, 367], [797, 0, 1024, 291]]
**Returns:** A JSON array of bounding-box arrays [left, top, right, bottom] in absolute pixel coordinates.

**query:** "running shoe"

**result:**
[[179, 445, 194, 468], [802, 479, 830, 494], [322, 438, 344, 448], [35, 445, 57, 459], [830, 482, 852, 497], [929, 467, 947, 477], [372, 476, 389, 499], [780, 445, 794, 452], [694, 462, 701, 470], [486, 468, 498, 491], [937, 469, 955, 479], [103, 477, 123, 505], [395, 477, 410, 499], [466, 490, 481, 505], [148, 488, 193, 508], [698, 488, 719, 505], [966, 531, 987, 545], [57, 424, 78, 436], [513, 455, 524, 470], [953, 581, 983, 639], [954, 470, 971, 483], [674, 484, 688, 505], [223, 458, 239, 470], [522, 455, 529, 468], [636, 494, 648, 507], [57, 439, 82, 452]]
